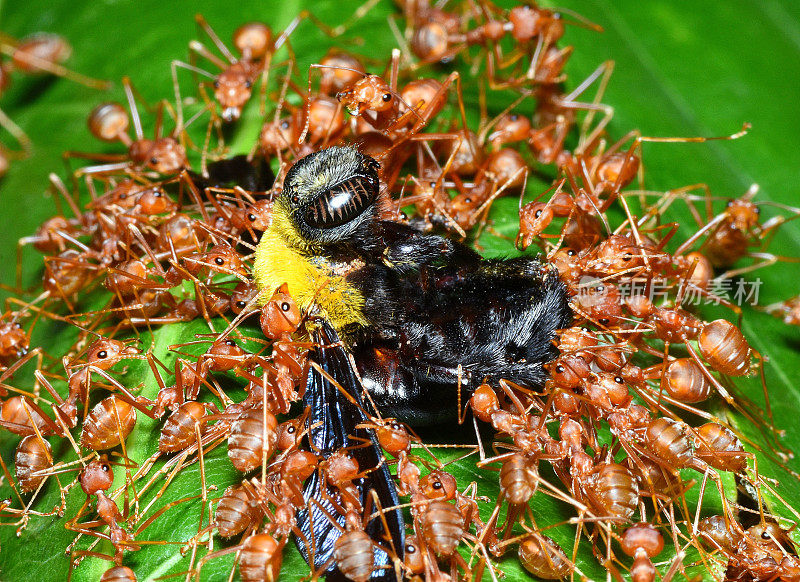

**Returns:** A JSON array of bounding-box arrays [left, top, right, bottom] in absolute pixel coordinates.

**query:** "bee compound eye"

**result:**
[[303, 175, 377, 229]]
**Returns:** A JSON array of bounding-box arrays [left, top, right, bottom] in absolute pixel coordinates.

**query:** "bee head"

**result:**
[[280, 146, 380, 244]]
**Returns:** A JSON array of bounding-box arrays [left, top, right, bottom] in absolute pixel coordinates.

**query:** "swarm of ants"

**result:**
[[2, 2, 800, 581]]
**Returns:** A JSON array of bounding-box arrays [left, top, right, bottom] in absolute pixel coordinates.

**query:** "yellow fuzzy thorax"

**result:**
[[252, 205, 368, 331]]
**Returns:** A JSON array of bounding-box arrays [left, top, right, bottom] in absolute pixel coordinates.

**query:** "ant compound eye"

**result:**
[[247, 213, 257, 221], [102, 464, 110, 472], [97, 350, 108, 359], [535, 209, 543, 218], [382, 93, 392, 102], [614, 376, 624, 383], [214, 257, 225, 266], [245, 80, 252, 89], [236, 301, 246, 308], [405, 543, 417, 553], [555, 364, 565, 373], [225, 339, 236, 346], [150, 157, 159, 165], [432, 480, 443, 489], [287, 425, 296, 434], [213, 80, 220, 89], [280, 120, 290, 129], [281, 302, 291, 312]]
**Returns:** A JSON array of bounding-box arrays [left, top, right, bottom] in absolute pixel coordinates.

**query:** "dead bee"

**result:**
[[252, 145, 570, 579], [254, 145, 571, 423]]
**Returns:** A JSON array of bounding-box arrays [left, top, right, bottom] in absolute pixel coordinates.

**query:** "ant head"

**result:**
[[420, 470, 457, 501], [726, 198, 761, 232], [279, 146, 381, 246], [336, 75, 394, 115], [79, 456, 114, 496], [214, 64, 254, 122], [147, 138, 187, 174], [260, 284, 302, 339], [86, 338, 139, 368]]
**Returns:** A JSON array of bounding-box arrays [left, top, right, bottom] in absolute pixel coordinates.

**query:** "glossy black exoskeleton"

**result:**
[[254, 146, 571, 580], [256, 146, 572, 425]]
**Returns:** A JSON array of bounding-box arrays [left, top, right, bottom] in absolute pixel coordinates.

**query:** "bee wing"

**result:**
[[295, 320, 404, 581]]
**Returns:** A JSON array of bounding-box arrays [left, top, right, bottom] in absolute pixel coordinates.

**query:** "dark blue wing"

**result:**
[[294, 321, 404, 581]]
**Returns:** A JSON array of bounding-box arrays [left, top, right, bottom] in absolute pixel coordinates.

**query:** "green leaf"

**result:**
[[1, 1, 799, 581]]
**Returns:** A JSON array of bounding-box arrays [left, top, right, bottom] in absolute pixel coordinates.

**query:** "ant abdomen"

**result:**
[[499, 453, 538, 505], [15, 434, 52, 492], [334, 530, 375, 582], [694, 422, 747, 473], [664, 358, 712, 403], [239, 533, 282, 582], [159, 401, 207, 453], [644, 417, 693, 469], [421, 500, 464, 556], [586, 462, 638, 520], [100, 565, 137, 582], [88, 103, 129, 143], [215, 483, 258, 537], [698, 319, 752, 376], [228, 406, 278, 472], [518, 533, 572, 579], [81, 395, 137, 450]]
